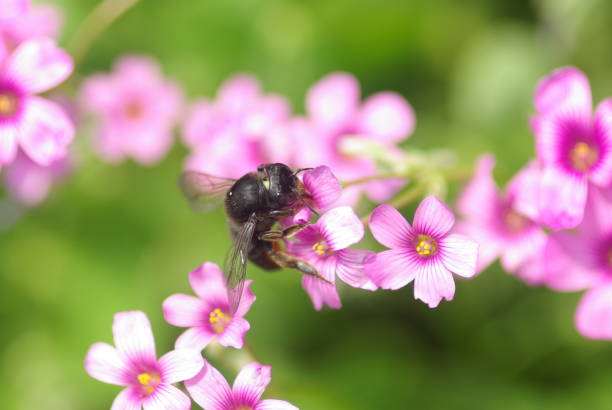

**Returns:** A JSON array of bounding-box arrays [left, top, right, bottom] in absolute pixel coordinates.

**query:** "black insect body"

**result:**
[[180, 163, 328, 314]]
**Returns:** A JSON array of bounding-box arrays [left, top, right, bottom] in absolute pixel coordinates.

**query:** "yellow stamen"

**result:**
[[0, 92, 18, 116], [414, 234, 437, 257], [209, 308, 232, 333], [311, 241, 327, 256], [137, 373, 151, 385], [136, 372, 160, 395], [569, 141, 598, 172]]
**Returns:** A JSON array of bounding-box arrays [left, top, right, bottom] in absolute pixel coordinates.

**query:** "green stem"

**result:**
[[67, 0, 141, 65]]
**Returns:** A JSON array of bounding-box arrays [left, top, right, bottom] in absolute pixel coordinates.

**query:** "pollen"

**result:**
[[0, 92, 18, 117], [136, 371, 160, 395], [569, 141, 598, 172], [312, 241, 328, 256], [209, 308, 232, 333], [414, 234, 438, 257]]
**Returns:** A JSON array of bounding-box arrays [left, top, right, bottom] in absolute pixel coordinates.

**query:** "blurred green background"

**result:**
[[2, 0, 612, 408]]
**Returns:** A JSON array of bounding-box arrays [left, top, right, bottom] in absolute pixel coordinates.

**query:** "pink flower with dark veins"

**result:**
[[0, 38, 73, 167], [80, 55, 182, 165], [456, 154, 547, 283], [531, 67, 612, 230], [291, 165, 342, 224], [186, 361, 298, 410], [85, 311, 203, 410], [163, 262, 255, 350], [287, 206, 375, 310], [365, 197, 478, 308]]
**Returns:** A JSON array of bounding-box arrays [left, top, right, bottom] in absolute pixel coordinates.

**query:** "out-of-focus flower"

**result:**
[[183, 74, 291, 178], [365, 197, 478, 308], [0, 0, 29, 22], [531, 67, 612, 230], [84, 311, 203, 410], [542, 186, 612, 292], [1, 3, 62, 50], [575, 282, 612, 340], [292, 165, 342, 223], [296, 72, 415, 202], [287, 206, 374, 310], [3, 148, 70, 205], [163, 262, 255, 350], [80, 55, 182, 165], [186, 361, 298, 410], [0, 38, 73, 167], [456, 154, 547, 283]]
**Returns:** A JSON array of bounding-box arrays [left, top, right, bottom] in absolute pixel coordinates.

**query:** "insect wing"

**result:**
[[179, 171, 236, 213], [223, 213, 257, 315]]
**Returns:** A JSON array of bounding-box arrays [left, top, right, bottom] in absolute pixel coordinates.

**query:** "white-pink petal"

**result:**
[[0, 124, 18, 165], [457, 153, 500, 220], [439, 233, 478, 278], [413, 196, 455, 238], [357, 91, 415, 144], [413, 260, 455, 308], [365, 249, 418, 290], [318, 206, 364, 251], [186, 362, 233, 410], [335, 249, 375, 288], [217, 316, 250, 348], [111, 387, 143, 410], [84, 342, 129, 386], [163, 294, 206, 327], [538, 167, 587, 230], [534, 66, 592, 118], [256, 399, 299, 410], [175, 327, 215, 351], [575, 283, 612, 340], [233, 362, 272, 405], [369, 204, 411, 249], [189, 262, 228, 302], [306, 72, 359, 132], [5, 38, 73, 94], [302, 166, 341, 209], [158, 348, 203, 384], [591, 99, 612, 186], [112, 311, 157, 366], [143, 384, 191, 410]]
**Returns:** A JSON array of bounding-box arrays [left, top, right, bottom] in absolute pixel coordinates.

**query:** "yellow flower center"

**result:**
[[414, 234, 437, 257], [124, 100, 143, 119], [209, 308, 232, 334], [136, 372, 160, 396], [0, 92, 18, 117], [311, 241, 329, 256], [235, 407, 253, 410], [504, 209, 529, 233], [569, 141, 598, 172]]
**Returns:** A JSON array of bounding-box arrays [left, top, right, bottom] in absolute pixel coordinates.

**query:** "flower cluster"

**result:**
[[456, 66, 612, 339]]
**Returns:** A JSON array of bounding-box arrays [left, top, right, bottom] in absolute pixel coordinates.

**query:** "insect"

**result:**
[[180, 163, 330, 314]]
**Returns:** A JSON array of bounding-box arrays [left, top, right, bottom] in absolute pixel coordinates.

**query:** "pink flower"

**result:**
[[182, 74, 291, 178], [365, 197, 478, 308], [575, 282, 612, 340], [542, 186, 612, 292], [0, 38, 74, 167], [163, 262, 255, 350], [298, 72, 415, 202], [292, 165, 342, 223], [0, 0, 29, 22], [3, 148, 70, 205], [186, 361, 298, 410], [1, 3, 62, 49], [287, 206, 375, 310], [531, 67, 612, 230], [80, 55, 182, 165], [456, 154, 547, 282], [84, 311, 203, 410]]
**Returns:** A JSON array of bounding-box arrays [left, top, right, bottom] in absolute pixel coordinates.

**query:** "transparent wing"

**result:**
[[179, 171, 236, 213], [223, 213, 257, 315]]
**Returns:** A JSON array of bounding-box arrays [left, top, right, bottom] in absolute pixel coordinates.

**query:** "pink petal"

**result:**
[[233, 363, 272, 405], [235, 280, 256, 317], [335, 249, 376, 288], [188, 262, 228, 302], [256, 399, 299, 410], [369, 204, 412, 249], [413, 260, 455, 308], [506, 160, 541, 221], [439, 233, 478, 278], [217, 316, 250, 349], [306, 72, 359, 132], [365, 249, 418, 290], [4, 4, 62, 42], [534, 66, 592, 118], [499, 229, 547, 273], [301, 258, 341, 310], [590, 98, 612, 186], [302, 166, 341, 209], [534, 113, 591, 167], [364, 178, 406, 203], [84, 342, 130, 386], [175, 327, 215, 351], [0, 124, 18, 165], [125, 128, 173, 166], [318, 206, 364, 251], [454, 222, 501, 273], [111, 388, 143, 410], [538, 167, 587, 230], [113, 55, 164, 89], [18, 96, 74, 166], [217, 74, 261, 113], [575, 283, 612, 340], [542, 232, 601, 291], [143, 384, 191, 410], [158, 348, 204, 384], [0, 0, 29, 21], [181, 100, 215, 148], [163, 294, 207, 327], [580, 186, 612, 238], [5, 38, 73, 94], [413, 196, 455, 238], [113, 311, 157, 366], [185, 362, 233, 410], [457, 154, 500, 220], [357, 91, 415, 144]]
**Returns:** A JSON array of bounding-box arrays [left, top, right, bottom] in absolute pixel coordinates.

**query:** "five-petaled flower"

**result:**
[[163, 262, 255, 350], [365, 196, 478, 308], [186, 361, 298, 410], [84, 311, 203, 410]]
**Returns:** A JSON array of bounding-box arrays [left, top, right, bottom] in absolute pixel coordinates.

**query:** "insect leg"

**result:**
[[258, 222, 308, 241], [265, 247, 333, 284]]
